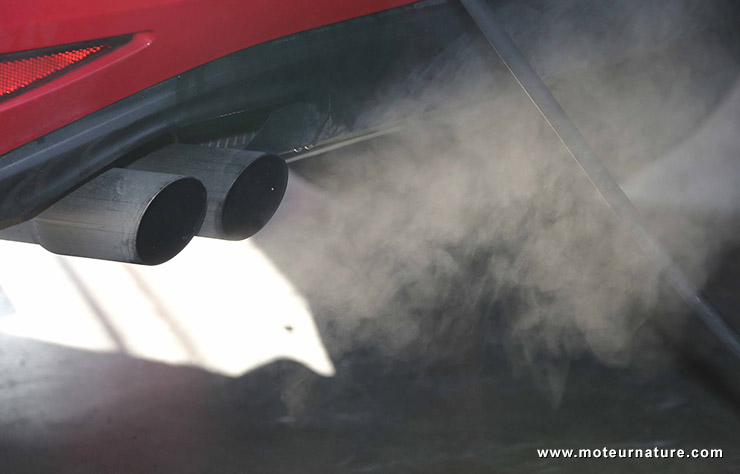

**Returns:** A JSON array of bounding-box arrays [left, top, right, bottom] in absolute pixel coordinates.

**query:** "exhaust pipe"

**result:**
[[129, 144, 288, 240], [0, 168, 207, 265]]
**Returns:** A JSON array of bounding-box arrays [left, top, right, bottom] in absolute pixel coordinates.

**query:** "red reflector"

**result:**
[[0, 37, 128, 101]]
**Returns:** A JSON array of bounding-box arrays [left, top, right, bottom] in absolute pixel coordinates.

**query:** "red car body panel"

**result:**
[[0, 0, 417, 156]]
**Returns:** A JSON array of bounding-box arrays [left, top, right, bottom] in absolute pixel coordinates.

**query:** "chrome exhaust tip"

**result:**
[[0, 168, 207, 265], [130, 144, 288, 240]]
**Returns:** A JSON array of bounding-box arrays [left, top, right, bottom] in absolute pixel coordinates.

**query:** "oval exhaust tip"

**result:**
[[136, 176, 207, 265], [221, 154, 288, 240]]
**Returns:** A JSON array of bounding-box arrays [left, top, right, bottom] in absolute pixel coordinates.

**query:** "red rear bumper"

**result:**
[[0, 0, 416, 156]]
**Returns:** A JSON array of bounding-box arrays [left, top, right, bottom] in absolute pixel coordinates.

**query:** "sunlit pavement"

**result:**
[[0, 234, 335, 379]]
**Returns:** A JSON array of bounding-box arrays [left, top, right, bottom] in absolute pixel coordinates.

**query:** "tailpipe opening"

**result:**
[[0, 168, 207, 265], [129, 144, 288, 240]]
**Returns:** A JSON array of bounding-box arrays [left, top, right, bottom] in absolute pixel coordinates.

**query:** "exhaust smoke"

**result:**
[[255, 0, 740, 405]]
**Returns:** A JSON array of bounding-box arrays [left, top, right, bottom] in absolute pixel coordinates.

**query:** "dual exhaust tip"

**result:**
[[0, 145, 288, 265]]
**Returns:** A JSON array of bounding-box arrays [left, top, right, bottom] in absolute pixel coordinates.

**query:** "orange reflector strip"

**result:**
[[0, 42, 116, 100]]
